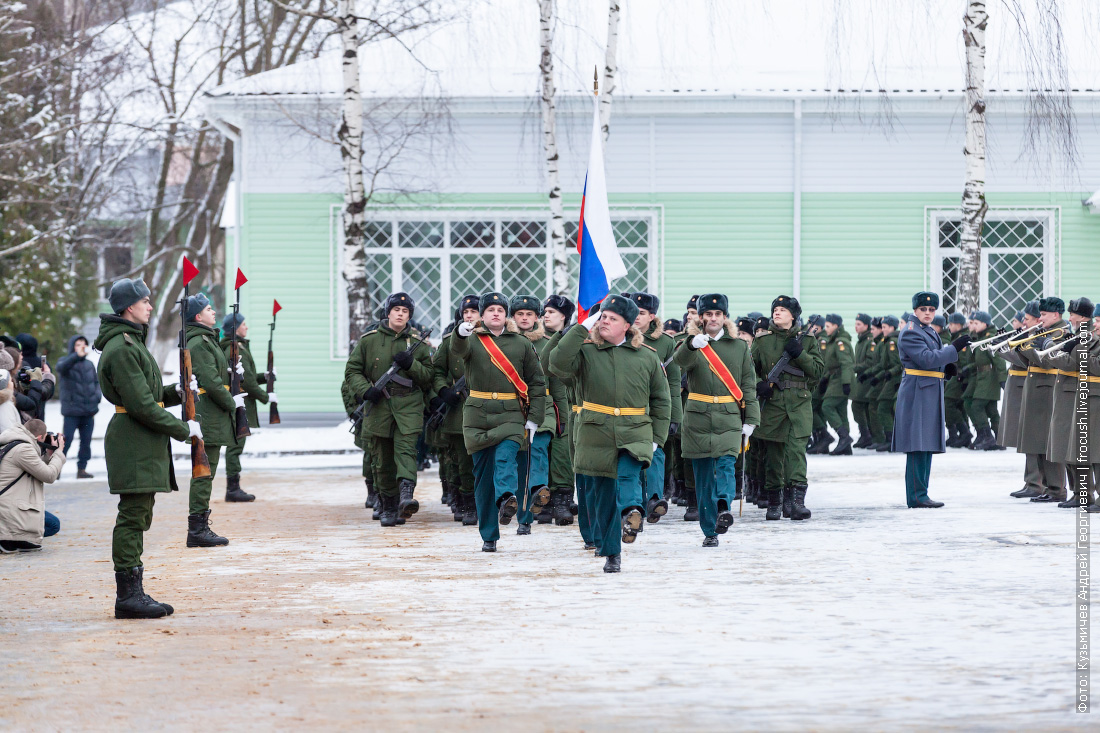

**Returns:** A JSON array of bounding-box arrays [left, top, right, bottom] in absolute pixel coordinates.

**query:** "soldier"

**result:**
[[850, 313, 875, 448], [893, 293, 965, 507], [663, 318, 681, 337], [943, 313, 973, 448], [549, 295, 670, 572], [869, 315, 902, 452], [96, 278, 202, 618], [860, 317, 885, 449], [344, 292, 433, 527], [219, 312, 275, 502], [751, 295, 824, 521], [670, 297, 701, 518], [997, 309, 1031, 485], [631, 292, 681, 524], [1042, 298, 1095, 508], [676, 293, 758, 545], [805, 315, 831, 454], [817, 313, 855, 455], [452, 292, 548, 552], [431, 295, 480, 526], [510, 294, 557, 534], [541, 294, 577, 525], [931, 314, 946, 334], [184, 293, 239, 547], [1003, 300, 1051, 498], [962, 310, 1007, 451]]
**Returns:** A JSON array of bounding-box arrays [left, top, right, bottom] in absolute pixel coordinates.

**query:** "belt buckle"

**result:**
[[712, 395, 720, 404], [491, 392, 498, 400], [613, 407, 621, 416]]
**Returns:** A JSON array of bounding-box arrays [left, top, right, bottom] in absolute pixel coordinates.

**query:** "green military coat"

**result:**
[[851, 329, 873, 402], [962, 327, 1008, 401], [451, 320, 546, 454], [549, 323, 671, 478], [945, 331, 970, 401], [872, 332, 902, 400], [821, 327, 854, 398], [344, 321, 433, 438], [430, 332, 468, 436], [522, 323, 567, 435], [94, 316, 188, 495], [187, 323, 235, 447], [219, 335, 269, 428], [643, 320, 683, 427], [750, 324, 825, 442], [674, 323, 759, 458]]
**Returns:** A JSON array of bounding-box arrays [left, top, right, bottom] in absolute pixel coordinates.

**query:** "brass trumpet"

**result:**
[[1008, 326, 1066, 348], [1034, 330, 1095, 359], [976, 323, 1041, 351]]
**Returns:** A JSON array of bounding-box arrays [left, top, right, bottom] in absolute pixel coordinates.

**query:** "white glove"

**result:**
[[582, 312, 600, 330], [691, 333, 710, 349], [268, 392, 278, 404], [190, 374, 199, 399], [228, 358, 245, 377], [652, 442, 659, 454], [742, 424, 755, 438], [187, 420, 203, 439], [457, 321, 474, 338], [233, 393, 246, 409], [524, 420, 538, 442], [264, 367, 278, 379]]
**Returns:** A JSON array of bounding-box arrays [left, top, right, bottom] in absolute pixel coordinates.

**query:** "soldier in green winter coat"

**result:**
[[860, 318, 885, 446], [96, 279, 198, 619], [867, 315, 902, 451], [344, 292, 433, 527], [671, 295, 701, 520], [818, 313, 855, 454], [540, 294, 577, 526], [751, 295, 824, 521], [431, 295, 480, 526], [676, 293, 758, 545], [550, 294, 671, 573], [219, 312, 275, 502], [184, 293, 238, 547], [943, 313, 973, 447], [451, 292, 547, 552], [961, 310, 1008, 450], [631, 292, 682, 525], [805, 315, 832, 454], [849, 313, 874, 448]]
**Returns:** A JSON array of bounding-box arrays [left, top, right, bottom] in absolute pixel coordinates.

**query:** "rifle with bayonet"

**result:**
[[179, 257, 211, 478], [350, 328, 433, 435], [228, 269, 251, 441], [266, 300, 281, 424]]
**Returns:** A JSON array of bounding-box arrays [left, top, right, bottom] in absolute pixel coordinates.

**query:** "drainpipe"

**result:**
[[793, 98, 802, 299], [208, 113, 243, 280]]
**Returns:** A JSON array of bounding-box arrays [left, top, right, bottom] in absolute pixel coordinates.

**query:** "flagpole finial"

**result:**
[[593, 66, 598, 96]]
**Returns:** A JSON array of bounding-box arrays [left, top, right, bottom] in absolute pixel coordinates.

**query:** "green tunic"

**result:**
[[872, 332, 902, 400], [344, 321, 433, 438], [750, 325, 825, 442], [430, 332, 467, 436], [219, 335, 269, 428], [186, 323, 235, 448], [851, 329, 874, 403], [962, 326, 1008, 401], [821, 328, 854, 398]]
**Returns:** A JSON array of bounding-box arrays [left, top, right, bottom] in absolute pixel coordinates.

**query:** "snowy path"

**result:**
[[0, 449, 1091, 730]]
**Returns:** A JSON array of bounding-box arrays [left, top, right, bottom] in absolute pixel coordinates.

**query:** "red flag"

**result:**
[[234, 268, 248, 290], [272, 299, 282, 316], [182, 257, 199, 286]]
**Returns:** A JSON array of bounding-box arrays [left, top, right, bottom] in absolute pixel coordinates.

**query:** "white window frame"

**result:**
[[329, 204, 663, 359]]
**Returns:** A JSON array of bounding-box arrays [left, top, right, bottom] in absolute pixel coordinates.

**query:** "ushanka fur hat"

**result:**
[[109, 278, 151, 315], [697, 293, 729, 316], [771, 295, 801, 319], [478, 291, 508, 315], [384, 292, 415, 318], [543, 294, 576, 324], [631, 292, 660, 314], [509, 294, 542, 316], [600, 294, 639, 325]]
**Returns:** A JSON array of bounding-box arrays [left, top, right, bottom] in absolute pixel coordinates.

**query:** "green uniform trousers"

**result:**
[[852, 400, 871, 433], [444, 435, 475, 494], [964, 397, 999, 432], [548, 431, 574, 492], [758, 438, 807, 493], [369, 430, 419, 497], [811, 393, 825, 431], [225, 436, 245, 477], [867, 398, 884, 443], [188, 444, 222, 515], [113, 492, 156, 572], [945, 397, 967, 429], [876, 397, 896, 433], [822, 396, 850, 431]]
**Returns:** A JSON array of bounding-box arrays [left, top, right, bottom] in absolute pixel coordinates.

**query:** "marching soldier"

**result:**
[[997, 309, 1029, 471], [751, 296, 824, 521], [541, 294, 577, 525], [944, 313, 973, 448], [1003, 300, 1051, 498], [431, 295, 480, 526], [1042, 298, 1095, 508], [869, 315, 901, 452], [818, 313, 854, 455], [806, 315, 831, 454], [97, 278, 202, 619], [672, 297, 701, 520], [962, 310, 1007, 451], [893, 292, 963, 507], [549, 295, 671, 572], [631, 292, 681, 524], [344, 292, 434, 527], [219, 312, 275, 502], [860, 318, 885, 448], [184, 293, 239, 547], [663, 318, 681, 337], [452, 292, 548, 552], [851, 313, 875, 448], [676, 293, 758, 545], [747, 313, 773, 507]]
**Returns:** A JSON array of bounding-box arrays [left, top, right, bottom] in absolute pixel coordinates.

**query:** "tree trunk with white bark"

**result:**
[[539, 0, 567, 296], [338, 0, 370, 346], [958, 1, 987, 315], [600, 0, 620, 143]]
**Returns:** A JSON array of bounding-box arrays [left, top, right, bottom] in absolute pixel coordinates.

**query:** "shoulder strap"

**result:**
[[0, 440, 30, 497]]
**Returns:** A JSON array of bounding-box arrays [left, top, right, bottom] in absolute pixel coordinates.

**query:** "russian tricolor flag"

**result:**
[[575, 96, 626, 322]]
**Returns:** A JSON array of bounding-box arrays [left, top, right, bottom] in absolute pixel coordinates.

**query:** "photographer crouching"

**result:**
[[0, 418, 66, 552]]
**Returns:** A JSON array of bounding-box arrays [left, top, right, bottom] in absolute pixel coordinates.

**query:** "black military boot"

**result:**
[[646, 495, 668, 523], [482, 540, 497, 552], [755, 477, 770, 508], [225, 475, 255, 503], [114, 567, 168, 620], [830, 427, 854, 455], [781, 486, 793, 518], [1009, 486, 1032, 498], [379, 494, 399, 527], [674, 479, 688, 506], [397, 478, 419, 519], [517, 522, 532, 535], [498, 494, 519, 525], [441, 479, 451, 505], [805, 428, 822, 453], [811, 429, 834, 455], [945, 424, 960, 448], [973, 426, 997, 451], [854, 424, 873, 449], [734, 470, 743, 500], [957, 423, 973, 448], [621, 508, 643, 544], [716, 499, 734, 534], [553, 489, 573, 525], [461, 493, 478, 526], [875, 430, 892, 452], [683, 487, 699, 522], [702, 536, 719, 547], [791, 483, 811, 520], [186, 510, 229, 547], [1057, 496, 1080, 508], [765, 491, 782, 520], [603, 554, 621, 573], [535, 496, 554, 524], [452, 490, 464, 521]]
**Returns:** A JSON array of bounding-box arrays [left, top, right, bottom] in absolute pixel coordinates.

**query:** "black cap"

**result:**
[[631, 292, 660, 314], [771, 295, 801, 318], [1069, 297, 1094, 318], [697, 293, 729, 316], [384, 292, 415, 319], [478, 292, 508, 315], [663, 318, 682, 332], [543, 294, 576, 324], [459, 294, 480, 314], [735, 316, 755, 333]]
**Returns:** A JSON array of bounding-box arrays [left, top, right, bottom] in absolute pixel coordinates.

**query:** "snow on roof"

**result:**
[[207, 0, 1100, 100]]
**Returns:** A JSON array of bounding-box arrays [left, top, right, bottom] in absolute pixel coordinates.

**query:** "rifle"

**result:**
[[267, 300, 282, 425], [179, 257, 211, 478], [229, 275, 251, 441], [426, 374, 465, 431], [350, 328, 433, 434], [759, 324, 813, 408]]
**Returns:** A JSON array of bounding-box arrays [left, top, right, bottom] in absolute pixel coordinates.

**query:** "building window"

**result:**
[[331, 209, 658, 356], [929, 208, 1059, 326]]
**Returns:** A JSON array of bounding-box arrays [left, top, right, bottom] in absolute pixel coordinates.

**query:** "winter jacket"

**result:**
[[56, 335, 102, 418], [0, 423, 65, 544], [219, 335, 268, 428], [0, 386, 20, 432], [14, 371, 54, 422], [345, 320, 434, 440], [187, 323, 235, 447]]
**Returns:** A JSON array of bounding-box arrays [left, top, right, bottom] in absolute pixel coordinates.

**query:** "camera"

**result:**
[[37, 432, 59, 452], [17, 367, 32, 385]]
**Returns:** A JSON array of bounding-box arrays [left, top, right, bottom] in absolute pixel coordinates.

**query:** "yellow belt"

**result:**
[[904, 369, 944, 379], [197, 385, 231, 395], [116, 402, 164, 414], [468, 390, 516, 400], [1008, 369, 1028, 377], [1058, 371, 1100, 383], [572, 405, 582, 414], [1028, 367, 1058, 376], [581, 401, 646, 416], [688, 392, 737, 404]]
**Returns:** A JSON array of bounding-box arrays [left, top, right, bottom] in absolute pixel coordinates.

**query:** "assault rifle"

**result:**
[[426, 374, 465, 431], [349, 328, 433, 434], [759, 324, 813, 408]]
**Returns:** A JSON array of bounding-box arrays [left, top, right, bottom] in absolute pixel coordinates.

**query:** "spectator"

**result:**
[[56, 334, 101, 479], [0, 369, 19, 432], [0, 418, 65, 553], [6, 345, 54, 422], [16, 333, 42, 369]]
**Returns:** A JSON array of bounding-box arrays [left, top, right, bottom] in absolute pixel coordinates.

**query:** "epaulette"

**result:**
[[642, 344, 657, 353], [202, 335, 211, 345], [123, 333, 134, 346], [363, 329, 378, 337]]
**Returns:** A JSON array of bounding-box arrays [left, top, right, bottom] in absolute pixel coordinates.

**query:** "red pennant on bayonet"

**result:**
[[234, 268, 248, 290], [182, 257, 199, 286], [272, 299, 282, 316]]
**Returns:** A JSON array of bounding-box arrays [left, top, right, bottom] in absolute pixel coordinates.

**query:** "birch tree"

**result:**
[[538, 0, 567, 296], [599, 0, 620, 143], [958, 0, 988, 315]]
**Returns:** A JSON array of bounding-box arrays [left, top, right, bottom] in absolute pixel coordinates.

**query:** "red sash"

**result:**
[[477, 334, 529, 404], [700, 343, 744, 401]]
